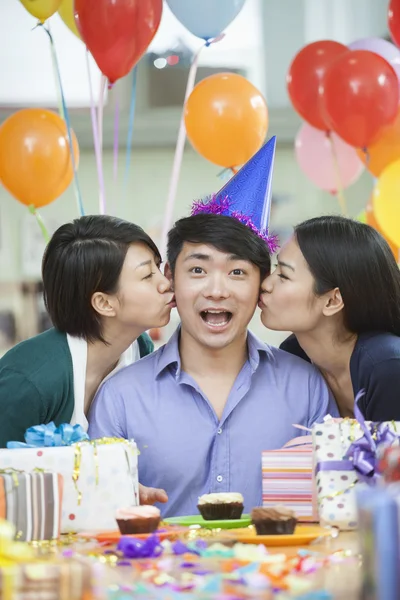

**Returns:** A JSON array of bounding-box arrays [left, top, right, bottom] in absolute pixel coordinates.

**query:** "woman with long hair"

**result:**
[[259, 215, 400, 420]]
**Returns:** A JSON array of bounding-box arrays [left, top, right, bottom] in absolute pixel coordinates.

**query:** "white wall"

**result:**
[[263, 0, 388, 107], [0, 142, 373, 346]]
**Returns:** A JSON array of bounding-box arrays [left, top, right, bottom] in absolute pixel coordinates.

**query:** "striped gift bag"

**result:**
[[0, 471, 63, 541], [262, 443, 317, 521]]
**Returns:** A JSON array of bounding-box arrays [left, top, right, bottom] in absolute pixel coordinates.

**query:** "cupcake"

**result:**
[[115, 505, 161, 534], [251, 505, 297, 535], [197, 492, 244, 520]]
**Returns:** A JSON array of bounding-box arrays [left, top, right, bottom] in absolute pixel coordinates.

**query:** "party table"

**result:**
[[268, 531, 359, 556], [273, 531, 361, 598], [98, 527, 362, 600], [219, 528, 361, 598]]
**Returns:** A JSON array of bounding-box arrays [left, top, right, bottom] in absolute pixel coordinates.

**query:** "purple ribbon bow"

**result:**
[[316, 391, 398, 484]]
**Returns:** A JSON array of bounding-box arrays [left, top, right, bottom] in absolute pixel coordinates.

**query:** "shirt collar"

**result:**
[[155, 328, 182, 379], [155, 327, 274, 379], [246, 329, 275, 372]]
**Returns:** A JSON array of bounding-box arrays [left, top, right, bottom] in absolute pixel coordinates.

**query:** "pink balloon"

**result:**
[[295, 123, 364, 193]]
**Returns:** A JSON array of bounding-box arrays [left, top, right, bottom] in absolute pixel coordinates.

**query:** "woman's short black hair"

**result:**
[[295, 215, 400, 336], [167, 213, 271, 279], [42, 215, 161, 342]]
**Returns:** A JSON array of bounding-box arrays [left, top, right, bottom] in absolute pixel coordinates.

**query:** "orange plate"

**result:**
[[220, 524, 330, 547], [77, 526, 188, 544]]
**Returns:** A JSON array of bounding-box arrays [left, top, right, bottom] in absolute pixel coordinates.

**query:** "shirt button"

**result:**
[[217, 475, 223, 482], [217, 428, 222, 435]]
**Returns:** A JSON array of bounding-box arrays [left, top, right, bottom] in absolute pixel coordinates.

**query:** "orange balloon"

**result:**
[[184, 73, 268, 168], [0, 109, 79, 208], [366, 201, 399, 260], [357, 108, 400, 177]]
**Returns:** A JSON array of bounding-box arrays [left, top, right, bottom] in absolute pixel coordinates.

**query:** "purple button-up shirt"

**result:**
[[88, 329, 338, 517]]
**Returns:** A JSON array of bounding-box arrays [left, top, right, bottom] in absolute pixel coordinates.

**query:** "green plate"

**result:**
[[164, 514, 251, 530]]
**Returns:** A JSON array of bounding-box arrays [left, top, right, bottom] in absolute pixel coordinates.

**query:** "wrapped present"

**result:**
[[0, 519, 92, 600], [262, 443, 317, 521], [1, 424, 139, 533], [379, 446, 400, 483], [0, 471, 63, 541], [0, 559, 92, 600], [313, 394, 400, 530], [357, 486, 400, 600]]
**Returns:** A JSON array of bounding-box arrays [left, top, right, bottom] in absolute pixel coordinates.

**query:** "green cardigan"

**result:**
[[0, 328, 153, 448]]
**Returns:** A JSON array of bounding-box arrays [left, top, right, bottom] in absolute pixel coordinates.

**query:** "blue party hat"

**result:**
[[191, 136, 278, 252]]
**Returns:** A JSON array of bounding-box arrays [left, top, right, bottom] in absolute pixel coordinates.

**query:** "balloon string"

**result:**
[[327, 131, 348, 217], [123, 66, 138, 197], [86, 51, 107, 215], [41, 26, 85, 217], [363, 147, 371, 171], [28, 206, 50, 244], [47, 24, 64, 119], [98, 74, 107, 213], [98, 75, 107, 151], [217, 168, 228, 177], [112, 93, 120, 216], [160, 34, 225, 260]]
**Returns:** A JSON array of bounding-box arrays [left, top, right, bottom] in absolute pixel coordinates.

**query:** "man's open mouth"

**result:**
[[200, 309, 233, 328]]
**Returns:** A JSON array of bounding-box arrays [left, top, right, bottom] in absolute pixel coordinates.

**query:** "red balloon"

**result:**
[[287, 41, 348, 131], [320, 50, 399, 149], [75, 0, 163, 84], [389, 0, 400, 48]]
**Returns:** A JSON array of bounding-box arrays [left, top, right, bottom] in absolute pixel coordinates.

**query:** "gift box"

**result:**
[[0, 471, 63, 541], [313, 400, 400, 530], [262, 444, 317, 521], [0, 426, 139, 533], [0, 558, 93, 600], [0, 519, 92, 600], [379, 446, 400, 483]]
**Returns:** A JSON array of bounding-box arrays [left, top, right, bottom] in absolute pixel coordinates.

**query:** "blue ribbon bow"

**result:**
[[316, 391, 398, 484], [7, 422, 89, 449]]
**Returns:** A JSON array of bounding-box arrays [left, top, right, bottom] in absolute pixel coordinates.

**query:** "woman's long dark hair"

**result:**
[[295, 215, 400, 336]]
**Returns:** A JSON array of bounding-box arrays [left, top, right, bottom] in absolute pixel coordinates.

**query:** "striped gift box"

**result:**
[[0, 558, 92, 600], [262, 444, 317, 521], [0, 440, 139, 532], [0, 471, 63, 541]]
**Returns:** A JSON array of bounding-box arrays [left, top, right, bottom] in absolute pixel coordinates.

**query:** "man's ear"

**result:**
[[164, 262, 173, 285]]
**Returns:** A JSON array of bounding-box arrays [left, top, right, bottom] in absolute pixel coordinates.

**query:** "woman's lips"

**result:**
[[258, 294, 266, 309], [167, 294, 176, 308]]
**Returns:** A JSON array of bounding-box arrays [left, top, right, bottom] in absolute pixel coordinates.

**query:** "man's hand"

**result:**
[[139, 483, 168, 505]]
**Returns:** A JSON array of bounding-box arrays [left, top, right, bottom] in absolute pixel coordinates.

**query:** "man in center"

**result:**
[[89, 138, 338, 517]]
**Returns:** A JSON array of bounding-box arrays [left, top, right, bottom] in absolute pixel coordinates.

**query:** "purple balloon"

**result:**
[[349, 37, 400, 89]]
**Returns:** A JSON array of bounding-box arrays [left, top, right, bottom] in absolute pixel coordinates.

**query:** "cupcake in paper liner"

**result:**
[[115, 506, 161, 534], [251, 505, 297, 535], [197, 492, 244, 520]]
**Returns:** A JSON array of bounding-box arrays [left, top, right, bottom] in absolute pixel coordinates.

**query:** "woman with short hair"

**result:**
[[259, 215, 400, 420], [0, 215, 175, 447]]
